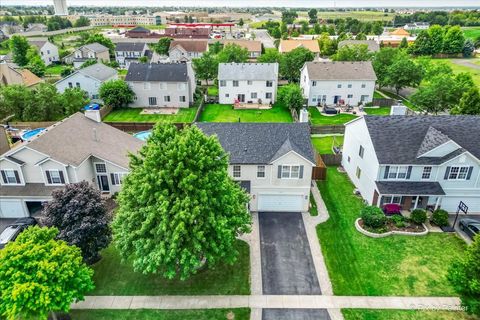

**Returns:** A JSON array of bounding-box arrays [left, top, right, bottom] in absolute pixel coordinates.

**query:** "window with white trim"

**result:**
[[337, 84, 342, 88], [266, 80, 273, 87], [233, 80, 239, 87], [159, 82, 167, 90], [347, 94, 353, 98], [219, 80, 226, 87], [448, 166, 469, 180], [382, 195, 401, 205], [265, 92, 272, 99], [359, 145, 364, 158], [233, 165, 241, 178], [1, 169, 21, 184], [46, 170, 64, 185], [251, 92, 257, 99], [422, 166, 432, 179], [148, 97, 157, 106], [143, 82, 151, 90], [179, 96, 186, 102], [257, 165, 265, 178], [177, 83, 186, 91], [361, 83, 366, 88], [388, 166, 408, 179], [164, 95, 171, 102], [356, 166, 361, 179], [312, 80, 317, 86], [95, 163, 107, 173], [348, 84, 352, 88], [281, 165, 300, 179], [111, 173, 127, 185]]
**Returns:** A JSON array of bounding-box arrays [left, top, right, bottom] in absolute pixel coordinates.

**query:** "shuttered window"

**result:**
[[45, 170, 65, 185], [1, 169, 21, 184]]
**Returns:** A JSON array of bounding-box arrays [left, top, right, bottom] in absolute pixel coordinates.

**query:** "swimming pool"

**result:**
[[21, 128, 45, 141], [133, 130, 152, 141]]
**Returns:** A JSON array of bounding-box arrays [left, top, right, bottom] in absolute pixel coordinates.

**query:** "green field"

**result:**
[[298, 10, 395, 22], [430, 58, 480, 89], [342, 309, 477, 320], [70, 309, 250, 320], [199, 103, 292, 122], [312, 135, 344, 154], [462, 27, 480, 40], [309, 107, 358, 125], [103, 107, 198, 123]]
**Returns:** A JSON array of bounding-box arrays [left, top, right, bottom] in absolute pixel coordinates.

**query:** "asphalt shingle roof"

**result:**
[[170, 40, 208, 53], [375, 181, 445, 195], [218, 63, 278, 81], [115, 42, 147, 52], [195, 122, 315, 165], [78, 63, 117, 81], [338, 40, 380, 52], [125, 63, 188, 82], [83, 43, 109, 53], [304, 61, 377, 81]]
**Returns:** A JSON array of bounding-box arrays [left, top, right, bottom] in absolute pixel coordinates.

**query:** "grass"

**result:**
[[364, 107, 391, 115], [207, 86, 219, 96], [199, 102, 292, 123], [91, 240, 250, 295], [309, 107, 358, 126], [103, 107, 198, 123], [309, 192, 318, 217], [70, 309, 250, 320], [342, 309, 477, 320], [378, 90, 418, 111], [45, 64, 66, 75], [429, 58, 480, 89], [462, 26, 480, 40], [316, 167, 467, 296], [373, 91, 384, 99], [297, 10, 394, 22], [312, 135, 344, 154]]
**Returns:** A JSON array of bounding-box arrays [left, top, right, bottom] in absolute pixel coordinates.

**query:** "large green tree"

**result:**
[[372, 48, 400, 89], [318, 32, 337, 56], [442, 25, 465, 54], [257, 48, 282, 63], [428, 24, 445, 55], [332, 44, 372, 61], [0, 226, 94, 320], [217, 43, 249, 63], [278, 84, 304, 113], [84, 33, 115, 55], [308, 9, 318, 24], [154, 37, 173, 55], [74, 16, 90, 27], [385, 52, 423, 94], [0, 84, 34, 120], [99, 79, 134, 108], [113, 124, 251, 280], [25, 54, 46, 77], [280, 46, 314, 83], [192, 51, 218, 87], [9, 35, 30, 66], [451, 87, 480, 115], [61, 87, 90, 115]]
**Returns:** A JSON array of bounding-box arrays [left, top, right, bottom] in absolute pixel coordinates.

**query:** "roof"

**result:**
[[218, 63, 278, 81], [125, 63, 188, 82], [20, 69, 42, 87], [115, 42, 147, 52], [338, 40, 380, 52], [363, 116, 480, 165], [169, 40, 208, 53], [128, 26, 151, 33], [375, 181, 445, 196], [77, 63, 117, 81], [390, 28, 410, 36], [195, 123, 315, 165], [28, 40, 48, 49], [303, 61, 377, 81], [0, 183, 61, 197], [279, 39, 320, 53], [19, 113, 143, 168], [83, 43, 109, 53], [221, 40, 262, 52]]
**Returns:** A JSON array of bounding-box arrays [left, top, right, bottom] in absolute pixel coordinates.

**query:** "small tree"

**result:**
[[0, 84, 34, 121], [399, 37, 408, 49], [278, 84, 304, 113], [217, 43, 249, 63], [99, 79, 134, 108], [442, 25, 465, 54], [463, 39, 475, 58], [332, 44, 372, 61], [308, 9, 318, 24], [9, 35, 30, 66], [0, 226, 94, 320], [238, 18, 244, 27], [60, 65, 74, 77], [410, 209, 427, 225], [192, 51, 218, 87], [61, 87, 90, 116], [451, 87, 480, 115], [154, 37, 173, 55], [25, 54, 46, 77]]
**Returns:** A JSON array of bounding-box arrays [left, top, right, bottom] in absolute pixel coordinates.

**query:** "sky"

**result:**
[[2, 0, 480, 8]]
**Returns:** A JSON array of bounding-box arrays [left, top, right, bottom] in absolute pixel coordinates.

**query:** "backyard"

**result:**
[[342, 310, 477, 320], [429, 58, 480, 89], [70, 309, 250, 320], [312, 135, 344, 154], [317, 167, 467, 296], [102, 107, 198, 123], [199, 103, 292, 122], [364, 106, 391, 115], [462, 26, 480, 40], [309, 107, 358, 126]]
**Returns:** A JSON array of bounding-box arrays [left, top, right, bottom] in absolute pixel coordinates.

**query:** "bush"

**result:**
[[391, 214, 406, 228], [361, 206, 387, 228], [410, 209, 427, 225], [431, 209, 449, 227]]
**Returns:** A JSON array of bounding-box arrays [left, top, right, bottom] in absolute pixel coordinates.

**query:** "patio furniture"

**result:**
[[383, 203, 402, 215], [323, 106, 338, 115]]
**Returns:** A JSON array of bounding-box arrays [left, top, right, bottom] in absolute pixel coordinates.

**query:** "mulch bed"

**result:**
[[359, 219, 426, 234]]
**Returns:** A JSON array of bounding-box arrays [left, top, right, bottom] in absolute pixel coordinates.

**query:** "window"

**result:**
[[388, 166, 409, 179], [247, 80, 253, 85], [312, 80, 317, 87], [361, 83, 366, 88], [257, 165, 265, 178], [179, 96, 186, 102], [164, 96, 171, 102], [111, 173, 126, 185], [1, 169, 20, 184], [337, 84, 342, 88], [266, 80, 273, 87], [68, 82, 73, 88], [422, 166, 432, 179], [347, 94, 353, 98], [143, 82, 151, 90], [348, 156, 351, 163], [219, 80, 226, 87], [95, 163, 107, 173], [448, 166, 470, 180], [281, 165, 301, 179], [177, 83, 186, 91], [348, 84, 352, 88], [46, 170, 64, 185], [159, 82, 167, 90], [148, 97, 157, 106], [225, 94, 230, 98], [358, 145, 364, 158], [382, 195, 401, 205], [233, 80, 239, 87], [356, 166, 362, 179], [265, 92, 272, 99], [251, 92, 257, 99], [233, 165, 241, 178], [75, 82, 80, 88]]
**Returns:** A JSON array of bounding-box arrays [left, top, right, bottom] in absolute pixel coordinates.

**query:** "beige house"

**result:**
[[278, 39, 320, 57], [64, 43, 110, 69], [220, 40, 262, 59], [0, 63, 42, 87], [168, 40, 208, 62]]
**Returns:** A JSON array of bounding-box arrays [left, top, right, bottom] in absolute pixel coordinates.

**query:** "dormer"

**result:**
[[416, 126, 461, 158]]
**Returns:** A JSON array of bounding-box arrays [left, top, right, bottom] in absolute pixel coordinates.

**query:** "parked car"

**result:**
[[459, 218, 480, 240], [0, 217, 37, 249]]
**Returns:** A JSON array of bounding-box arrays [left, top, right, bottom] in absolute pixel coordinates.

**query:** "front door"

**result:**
[[334, 95, 341, 104], [237, 94, 245, 103], [97, 175, 110, 192]]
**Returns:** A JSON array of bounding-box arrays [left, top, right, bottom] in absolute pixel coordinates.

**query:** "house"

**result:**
[[164, 25, 211, 39], [337, 40, 380, 53], [125, 26, 161, 39], [300, 61, 377, 106], [342, 116, 480, 214], [278, 39, 320, 57], [55, 63, 118, 100], [28, 40, 60, 66], [168, 40, 208, 62], [25, 23, 48, 33], [0, 112, 143, 218], [389, 28, 411, 38], [114, 42, 148, 68], [63, 43, 110, 69], [125, 62, 196, 108], [404, 22, 430, 30], [218, 63, 279, 105], [196, 122, 316, 212], [0, 63, 43, 87], [220, 40, 262, 59]]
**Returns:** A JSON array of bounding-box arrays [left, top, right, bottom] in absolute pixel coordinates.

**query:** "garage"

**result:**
[[258, 194, 304, 212], [441, 197, 480, 214], [0, 199, 27, 218]]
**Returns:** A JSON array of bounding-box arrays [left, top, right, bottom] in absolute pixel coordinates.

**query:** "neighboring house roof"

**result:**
[[221, 40, 262, 52], [338, 40, 380, 52], [363, 116, 480, 165], [303, 61, 377, 81], [375, 181, 445, 196], [0, 183, 61, 197], [83, 43, 109, 53], [115, 42, 147, 52], [125, 63, 188, 82], [169, 40, 208, 53], [28, 40, 48, 49], [128, 26, 151, 33], [195, 123, 316, 165], [20, 68, 43, 87], [77, 63, 117, 82], [390, 28, 410, 36], [218, 63, 278, 81], [279, 39, 320, 53]]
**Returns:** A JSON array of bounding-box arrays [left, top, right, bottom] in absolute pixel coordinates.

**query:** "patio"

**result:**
[[233, 103, 272, 110], [140, 108, 180, 115], [317, 105, 367, 117]]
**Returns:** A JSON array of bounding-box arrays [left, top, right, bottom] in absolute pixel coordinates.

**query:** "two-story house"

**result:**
[[168, 40, 208, 62], [196, 123, 315, 212], [55, 63, 118, 100], [220, 40, 262, 59], [342, 116, 480, 214], [218, 63, 278, 105], [0, 112, 143, 218], [28, 40, 59, 66], [300, 61, 377, 106], [125, 62, 196, 108], [64, 43, 110, 69], [278, 39, 320, 57], [114, 42, 148, 68]]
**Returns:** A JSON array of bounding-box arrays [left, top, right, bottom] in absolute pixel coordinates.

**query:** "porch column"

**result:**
[[413, 196, 420, 210], [434, 196, 441, 211]]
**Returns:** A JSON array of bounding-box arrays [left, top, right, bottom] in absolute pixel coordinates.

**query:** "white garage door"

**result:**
[[258, 194, 303, 212], [0, 199, 27, 218], [441, 197, 480, 214]]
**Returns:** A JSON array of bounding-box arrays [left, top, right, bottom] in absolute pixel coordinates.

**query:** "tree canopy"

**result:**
[[192, 51, 218, 87], [154, 37, 173, 55], [9, 35, 30, 66], [280, 46, 314, 83], [217, 43, 249, 63], [99, 79, 135, 108], [385, 51, 423, 94], [278, 84, 304, 113], [332, 44, 372, 61], [451, 87, 480, 115]]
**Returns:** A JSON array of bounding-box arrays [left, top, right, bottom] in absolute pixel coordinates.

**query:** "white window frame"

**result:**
[[233, 80, 239, 87], [179, 95, 186, 102], [348, 84, 352, 88], [251, 92, 257, 99], [111, 172, 127, 185], [164, 95, 171, 102], [337, 84, 342, 88], [448, 166, 470, 180], [388, 166, 409, 180], [347, 94, 353, 98], [159, 82, 167, 90], [312, 80, 317, 87], [95, 163, 107, 174], [266, 80, 273, 87], [46, 169, 63, 185], [361, 83, 366, 88], [1, 169, 21, 185], [143, 82, 151, 90], [265, 92, 273, 99], [257, 165, 266, 178], [247, 80, 253, 85], [356, 166, 362, 179], [281, 165, 300, 179], [233, 165, 241, 178], [219, 80, 226, 87], [422, 166, 432, 180], [148, 97, 157, 106], [382, 195, 401, 205]]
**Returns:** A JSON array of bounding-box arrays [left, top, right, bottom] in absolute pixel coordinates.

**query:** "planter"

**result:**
[[355, 218, 428, 238]]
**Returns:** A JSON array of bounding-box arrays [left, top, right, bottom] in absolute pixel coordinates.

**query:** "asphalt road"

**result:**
[[263, 309, 331, 320]]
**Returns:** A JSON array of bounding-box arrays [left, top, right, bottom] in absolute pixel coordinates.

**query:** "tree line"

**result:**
[[394, 10, 480, 27]]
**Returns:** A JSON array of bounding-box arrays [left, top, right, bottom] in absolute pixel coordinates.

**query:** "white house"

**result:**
[[342, 116, 480, 214], [55, 63, 118, 100], [168, 40, 208, 62], [114, 42, 148, 68], [63, 43, 110, 69], [218, 63, 279, 105], [300, 61, 377, 106], [0, 112, 143, 218], [197, 123, 316, 212], [28, 40, 59, 66]]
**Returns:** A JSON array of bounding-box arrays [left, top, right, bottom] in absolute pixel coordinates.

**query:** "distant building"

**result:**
[[404, 22, 430, 31], [278, 39, 320, 57], [88, 15, 161, 27], [220, 40, 262, 59], [114, 42, 148, 68], [125, 26, 160, 39], [28, 40, 59, 66], [63, 43, 110, 69], [53, 0, 68, 16], [164, 25, 211, 39]]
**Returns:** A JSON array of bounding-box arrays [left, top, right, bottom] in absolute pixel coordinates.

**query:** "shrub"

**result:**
[[410, 209, 427, 225], [391, 214, 406, 228], [361, 206, 387, 228], [431, 209, 449, 227]]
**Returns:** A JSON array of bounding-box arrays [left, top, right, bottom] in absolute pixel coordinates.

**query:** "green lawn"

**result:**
[[364, 107, 391, 115], [103, 107, 198, 123], [373, 91, 384, 99], [342, 309, 477, 320], [207, 86, 219, 96], [312, 135, 344, 154], [91, 240, 250, 295], [429, 58, 480, 89], [199, 103, 292, 123], [309, 107, 358, 125], [45, 64, 66, 75], [70, 309, 250, 320], [463, 26, 480, 40], [316, 167, 467, 296], [378, 90, 418, 111]]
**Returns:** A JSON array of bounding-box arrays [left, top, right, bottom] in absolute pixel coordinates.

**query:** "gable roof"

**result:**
[[169, 40, 208, 53], [115, 42, 147, 52], [195, 123, 315, 165], [125, 63, 188, 82], [77, 63, 117, 81], [128, 26, 151, 33], [218, 63, 278, 81], [390, 28, 410, 36], [28, 40, 48, 49], [338, 40, 380, 52], [20, 69, 43, 87], [279, 39, 320, 53], [416, 126, 451, 157], [83, 43, 109, 53], [363, 116, 480, 165], [220, 40, 262, 52], [303, 61, 377, 81]]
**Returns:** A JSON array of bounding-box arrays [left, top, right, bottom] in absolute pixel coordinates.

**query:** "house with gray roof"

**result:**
[[28, 39, 59, 66], [114, 42, 148, 68], [300, 61, 377, 106], [125, 62, 196, 108], [218, 63, 279, 105], [0, 112, 143, 218], [337, 40, 380, 53], [342, 115, 480, 214], [64, 42, 110, 69], [196, 122, 316, 212], [55, 63, 118, 100]]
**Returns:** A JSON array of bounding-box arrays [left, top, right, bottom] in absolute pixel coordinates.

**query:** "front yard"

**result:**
[[309, 107, 358, 126], [102, 107, 198, 123], [199, 103, 292, 123], [317, 167, 467, 296], [342, 310, 477, 320], [70, 309, 251, 320]]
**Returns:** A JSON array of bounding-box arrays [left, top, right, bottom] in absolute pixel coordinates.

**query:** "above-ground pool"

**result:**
[[21, 128, 45, 140], [133, 130, 152, 141]]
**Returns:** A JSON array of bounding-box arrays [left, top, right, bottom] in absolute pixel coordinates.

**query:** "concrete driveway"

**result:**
[[450, 214, 480, 244], [263, 309, 331, 320], [259, 212, 321, 295]]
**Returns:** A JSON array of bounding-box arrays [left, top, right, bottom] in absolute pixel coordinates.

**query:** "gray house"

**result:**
[[64, 43, 110, 69], [114, 42, 148, 68]]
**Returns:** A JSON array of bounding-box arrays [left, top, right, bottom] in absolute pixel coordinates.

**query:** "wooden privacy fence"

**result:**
[[105, 122, 187, 132], [320, 154, 342, 166], [372, 98, 396, 107], [8, 121, 56, 129], [310, 125, 345, 134], [312, 152, 327, 181]]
